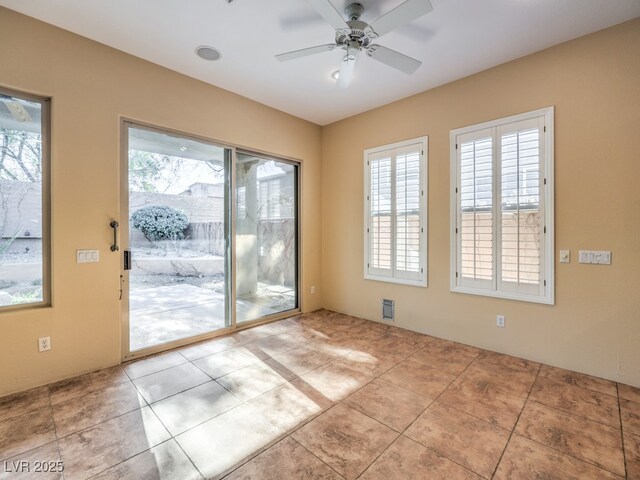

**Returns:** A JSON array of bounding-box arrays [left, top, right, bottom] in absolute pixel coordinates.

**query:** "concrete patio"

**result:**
[[129, 284, 294, 351]]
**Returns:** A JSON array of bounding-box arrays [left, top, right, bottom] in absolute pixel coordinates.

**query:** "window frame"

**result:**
[[364, 136, 428, 287], [0, 86, 51, 312], [450, 107, 554, 305]]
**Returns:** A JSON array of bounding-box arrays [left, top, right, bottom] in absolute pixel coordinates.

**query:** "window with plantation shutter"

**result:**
[[365, 137, 427, 286], [451, 108, 554, 304]]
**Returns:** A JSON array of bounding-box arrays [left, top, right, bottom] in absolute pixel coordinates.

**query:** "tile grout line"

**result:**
[[490, 363, 542, 479], [617, 383, 629, 479], [391, 350, 498, 479], [528, 376, 622, 430], [352, 346, 503, 478], [48, 387, 67, 480]]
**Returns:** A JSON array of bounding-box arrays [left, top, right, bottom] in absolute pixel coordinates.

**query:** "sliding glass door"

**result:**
[[122, 124, 231, 354], [121, 125, 300, 358], [235, 153, 298, 324]]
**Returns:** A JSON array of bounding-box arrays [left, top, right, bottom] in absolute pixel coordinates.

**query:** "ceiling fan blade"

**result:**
[[337, 50, 357, 89], [368, 0, 433, 38], [367, 45, 421, 75], [276, 44, 336, 62], [308, 0, 349, 31]]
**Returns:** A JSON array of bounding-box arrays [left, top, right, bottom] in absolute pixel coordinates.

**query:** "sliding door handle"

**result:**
[[124, 250, 132, 271], [110, 220, 120, 252]]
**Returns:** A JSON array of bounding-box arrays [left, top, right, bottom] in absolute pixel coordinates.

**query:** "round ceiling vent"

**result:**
[[195, 46, 221, 61]]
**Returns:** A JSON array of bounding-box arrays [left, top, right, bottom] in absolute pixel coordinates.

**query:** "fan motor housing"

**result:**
[[336, 20, 371, 48]]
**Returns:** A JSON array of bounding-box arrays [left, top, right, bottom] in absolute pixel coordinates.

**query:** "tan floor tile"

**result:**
[[539, 364, 618, 396], [91, 439, 201, 480], [150, 381, 241, 435], [295, 359, 374, 402], [621, 398, 640, 436], [122, 351, 187, 379], [49, 366, 129, 405], [249, 321, 296, 337], [192, 346, 262, 378], [0, 387, 50, 423], [460, 360, 537, 397], [421, 339, 482, 363], [265, 345, 334, 377], [318, 328, 373, 349], [52, 381, 146, 437], [0, 441, 62, 480], [367, 334, 425, 359], [176, 403, 281, 480], [291, 403, 398, 480], [247, 382, 324, 433], [216, 363, 292, 402], [228, 327, 272, 344], [342, 346, 403, 377], [475, 350, 541, 374], [530, 376, 620, 427], [178, 335, 243, 361], [360, 435, 481, 480], [384, 329, 435, 347], [379, 357, 457, 399], [244, 333, 306, 359], [334, 323, 389, 344], [307, 340, 354, 360], [619, 383, 640, 404], [405, 402, 509, 478], [408, 348, 474, 376], [0, 408, 56, 461], [515, 401, 625, 476], [438, 376, 526, 430], [287, 376, 338, 411], [225, 436, 343, 480], [625, 432, 640, 479], [58, 407, 170, 480], [132, 363, 211, 404], [494, 434, 621, 480], [344, 378, 432, 432]]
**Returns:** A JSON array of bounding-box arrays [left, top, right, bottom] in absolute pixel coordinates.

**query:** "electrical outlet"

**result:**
[[38, 336, 51, 352], [310, 286, 316, 294], [496, 315, 505, 328]]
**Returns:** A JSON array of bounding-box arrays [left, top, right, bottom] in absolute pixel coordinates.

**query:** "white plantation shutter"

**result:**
[[499, 118, 544, 296], [395, 147, 422, 279], [368, 153, 392, 275], [365, 138, 427, 286], [451, 108, 554, 304], [457, 129, 494, 289]]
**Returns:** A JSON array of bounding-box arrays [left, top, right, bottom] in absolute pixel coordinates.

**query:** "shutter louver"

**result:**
[[396, 150, 421, 276], [369, 156, 392, 273], [459, 135, 493, 283], [500, 126, 541, 291]]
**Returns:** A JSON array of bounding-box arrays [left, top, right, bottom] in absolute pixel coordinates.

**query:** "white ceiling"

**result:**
[[1, 0, 639, 125]]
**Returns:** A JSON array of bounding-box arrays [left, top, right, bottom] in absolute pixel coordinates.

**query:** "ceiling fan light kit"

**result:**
[[276, 0, 433, 88]]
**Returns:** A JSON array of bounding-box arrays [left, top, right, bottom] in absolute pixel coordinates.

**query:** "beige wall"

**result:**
[[0, 8, 323, 396], [322, 19, 640, 388]]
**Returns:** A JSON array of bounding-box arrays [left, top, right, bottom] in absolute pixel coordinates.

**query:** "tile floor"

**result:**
[[0, 309, 638, 479]]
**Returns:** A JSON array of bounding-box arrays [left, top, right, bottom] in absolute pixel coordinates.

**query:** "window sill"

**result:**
[[365, 274, 427, 288], [450, 285, 554, 305]]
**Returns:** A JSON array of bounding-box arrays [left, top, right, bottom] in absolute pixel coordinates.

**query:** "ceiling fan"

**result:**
[[276, 0, 433, 88]]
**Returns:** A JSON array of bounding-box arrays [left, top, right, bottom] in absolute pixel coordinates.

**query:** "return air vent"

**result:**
[[382, 299, 394, 321]]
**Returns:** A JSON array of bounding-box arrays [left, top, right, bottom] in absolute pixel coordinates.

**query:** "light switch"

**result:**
[[578, 250, 611, 265], [559, 250, 570, 263], [76, 249, 100, 263]]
